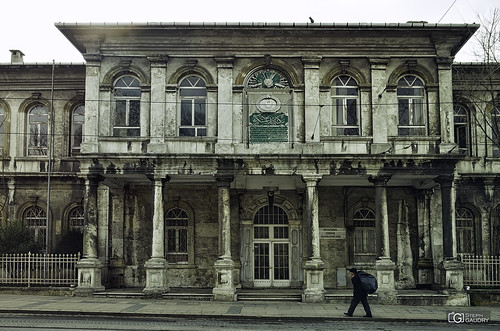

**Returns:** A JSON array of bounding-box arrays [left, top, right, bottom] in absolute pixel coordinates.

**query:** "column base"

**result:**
[[143, 258, 169, 297], [212, 258, 236, 301], [371, 143, 392, 155], [147, 141, 167, 154], [417, 258, 434, 287], [439, 143, 458, 154], [75, 258, 105, 296], [302, 259, 325, 303], [439, 258, 464, 292], [109, 259, 126, 288], [375, 257, 397, 304], [80, 142, 99, 154]]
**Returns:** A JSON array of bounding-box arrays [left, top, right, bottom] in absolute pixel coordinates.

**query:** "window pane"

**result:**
[[179, 128, 195, 136], [413, 101, 424, 125], [197, 128, 207, 136], [115, 100, 127, 126], [129, 100, 141, 127], [346, 99, 358, 125], [398, 100, 410, 125], [181, 100, 192, 126], [194, 100, 206, 125]]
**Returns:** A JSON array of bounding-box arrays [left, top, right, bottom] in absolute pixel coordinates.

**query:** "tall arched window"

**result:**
[[493, 106, 500, 157], [179, 76, 207, 137], [454, 105, 471, 155], [397, 75, 426, 136], [0, 104, 5, 154], [332, 75, 360, 136], [165, 207, 189, 263], [353, 208, 376, 264], [456, 207, 475, 255], [27, 105, 48, 155], [23, 206, 47, 248], [113, 75, 141, 137], [69, 206, 84, 232], [71, 105, 85, 155]]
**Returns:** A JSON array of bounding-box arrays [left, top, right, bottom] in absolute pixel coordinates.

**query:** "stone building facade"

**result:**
[[1, 22, 499, 303]]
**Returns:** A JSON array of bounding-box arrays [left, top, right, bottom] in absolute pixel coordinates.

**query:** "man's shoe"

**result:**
[[344, 313, 352, 317], [363, 315, 372, 318]]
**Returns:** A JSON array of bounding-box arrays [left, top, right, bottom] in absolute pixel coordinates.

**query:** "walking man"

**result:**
[[344, 268, 372, 317]]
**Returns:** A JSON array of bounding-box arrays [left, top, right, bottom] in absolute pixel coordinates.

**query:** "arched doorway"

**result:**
[[253, 205, 291, 287]]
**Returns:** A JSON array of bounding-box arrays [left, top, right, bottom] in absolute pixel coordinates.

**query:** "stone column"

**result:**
[[436, 57, 457, 154], [416, 190, 434, 286], [80, 54, 101, 154], [144, 176, 169, 296], [76, 174, 105, 294], [302, 174, 325, 303], [215, 56, 235, 154], [435, 175, 464, 292], [303, 56, 322, 143], [370, 58, 392, 154], [369, 175, 396, 303], [212, 175, 236, 301], [109, 188, 125, 288], [147, 56, 168, 153]]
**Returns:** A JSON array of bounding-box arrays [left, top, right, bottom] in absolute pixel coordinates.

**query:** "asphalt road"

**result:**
[[0, 313, 498, 331]]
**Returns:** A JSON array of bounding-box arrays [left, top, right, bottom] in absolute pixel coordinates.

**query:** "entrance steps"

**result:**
[[93, 288, 450, 305]]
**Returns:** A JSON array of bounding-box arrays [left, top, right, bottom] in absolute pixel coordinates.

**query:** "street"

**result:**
[[0, 313, 498, 331]]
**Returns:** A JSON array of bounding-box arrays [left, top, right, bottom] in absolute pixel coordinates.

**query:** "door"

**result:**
[[253, 205, 290, 287]]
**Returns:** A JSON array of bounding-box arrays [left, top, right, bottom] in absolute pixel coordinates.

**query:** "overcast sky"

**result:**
[[1, 0, 498, 63]]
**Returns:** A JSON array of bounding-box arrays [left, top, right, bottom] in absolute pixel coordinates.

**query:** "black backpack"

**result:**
[[358, 271, 378, 294]]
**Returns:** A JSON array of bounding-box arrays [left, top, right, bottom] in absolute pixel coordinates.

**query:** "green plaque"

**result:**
[[249, 113, 288, 143]]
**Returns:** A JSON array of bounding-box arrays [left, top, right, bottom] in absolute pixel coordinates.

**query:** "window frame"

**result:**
[[71, 104, 85, 155], [68, 206, 84, 232], [165, 207, 190, 264], [27, 104, 48, 156], [178, 75, 207, 137], [397, 75, 427, 136], [112, 75, 141, 137], [331, 75, 360, 136], [23, 205, 47, 248], [492, 106, 500, 157], [353, 208, 376, 265], [453, 105, 471, 155], [456, 207, 475, 255]]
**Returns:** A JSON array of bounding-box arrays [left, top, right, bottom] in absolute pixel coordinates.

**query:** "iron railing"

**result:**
[[459, 255, 500, 287], [0, 252, 80, 287]]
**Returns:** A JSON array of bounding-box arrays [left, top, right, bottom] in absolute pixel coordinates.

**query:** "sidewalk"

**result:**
[[0, 293, 498, 323]]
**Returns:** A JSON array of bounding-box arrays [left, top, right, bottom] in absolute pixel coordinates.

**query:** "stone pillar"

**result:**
[[147, 56, 168, 153], [109, 188, 125, 288], [80, 54, 101, 154], [144, 176, 169, 296], [212, 175, 236, 301], [396, 200, 415, 289], [76, 174, 105, 294], [369, 175, 396, 303], [215, 56, 235, 154], [417, 190, 434, 287], [436, 57, 457, 154], [303, 56, 322, 143], [436, 175, 464, 291], [370, 58, 392, 154], [302, 174, 325, 302]]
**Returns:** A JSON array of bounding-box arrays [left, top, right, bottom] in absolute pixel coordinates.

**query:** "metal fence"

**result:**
[[0, 252, 80, 287], [460, 255, 500, 287]]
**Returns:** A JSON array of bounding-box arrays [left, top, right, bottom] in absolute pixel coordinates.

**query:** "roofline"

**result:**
[[55, 21, 479, 30]]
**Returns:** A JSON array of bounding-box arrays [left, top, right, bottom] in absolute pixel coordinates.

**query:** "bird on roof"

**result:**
[[309, 17, 314, 23]]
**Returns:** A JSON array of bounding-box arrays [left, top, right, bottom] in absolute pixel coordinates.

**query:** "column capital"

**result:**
[[301, 56, 322, 68], [147, 174, 171, 184], [148, 55, 169, 66], [434, 174, 454, 186], [369, 57, 390, 69], [215, 56, 235, 68], [368, 175, 391, 186], [302, 174, 322, 186], [83, 53, 102, 64], [215, 174, 234, 187]]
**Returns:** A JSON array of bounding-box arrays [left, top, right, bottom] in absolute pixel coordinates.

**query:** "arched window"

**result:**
[[353, 208, 376, 264], [113, 75, 141, 137], [453, 105, 471, 155], [456, 208, 475, 255], [332, 75, 360, 136], [23, 206, 46, 247], [397, 75, 426, 136], [179, 76, 207, 137], [493, 106, 500, 157], [165, 207, 189, 263], [27, 105, 48, 155], [69, 206, 84, 232], [0, 104, 5, 154], [71, 105, 85, 155]]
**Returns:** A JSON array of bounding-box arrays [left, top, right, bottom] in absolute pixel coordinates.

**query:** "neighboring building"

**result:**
[[0, 21, 498, 303]]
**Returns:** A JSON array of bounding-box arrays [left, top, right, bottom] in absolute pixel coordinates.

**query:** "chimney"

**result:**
[[9, 50, 24, 64]]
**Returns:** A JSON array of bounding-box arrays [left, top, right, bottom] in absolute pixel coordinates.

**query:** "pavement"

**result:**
[[0, 293, 498, 324]]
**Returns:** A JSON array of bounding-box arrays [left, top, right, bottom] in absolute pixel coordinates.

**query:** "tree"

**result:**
[[54, 229, 83, 254], [0, 221, 44, 254], [453, 8, 500, 155]]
